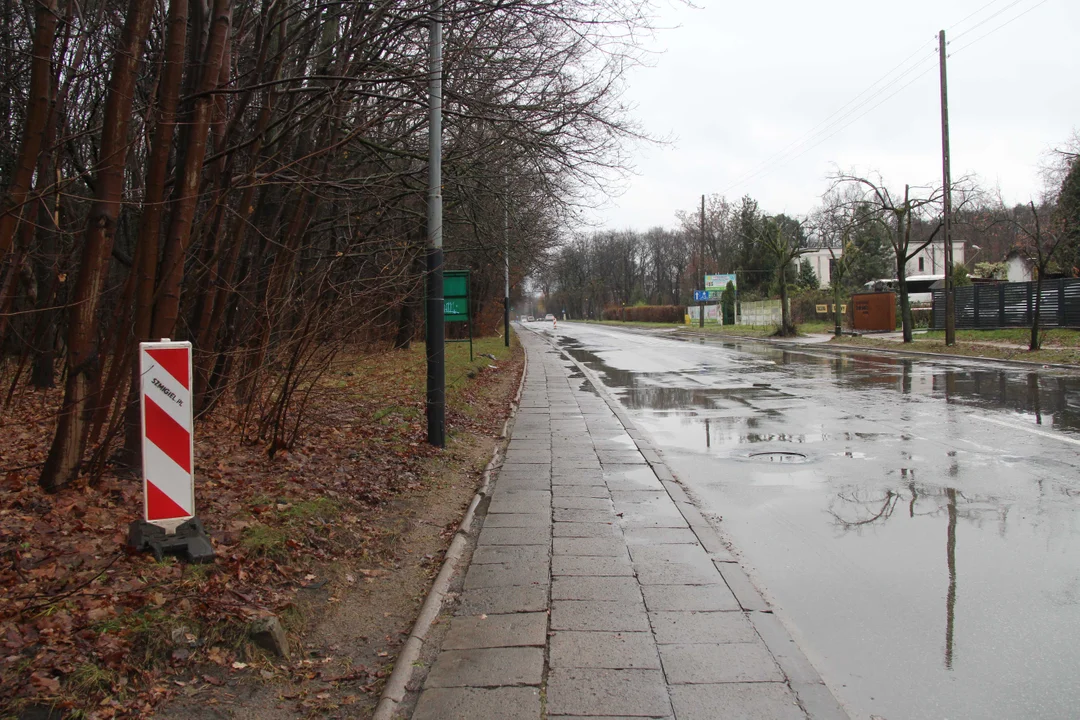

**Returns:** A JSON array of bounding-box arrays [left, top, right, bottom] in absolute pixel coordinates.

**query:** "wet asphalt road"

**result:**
[[528, 321, 1080, 720]]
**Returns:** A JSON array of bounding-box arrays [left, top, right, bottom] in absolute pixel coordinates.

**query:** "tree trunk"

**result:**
[[1030, 272, 1043, 351], [184, 32, 233, 346], [833, 276, 843, 337], [897, 201, 913, 343], [0, 0, 58, 264], [31, 0, 89, 390], [394, 301, 414, 349], [777, 261, 794, 336], [39, 0, 153, 492], [123, 0, 190, 462], [193, 24, 285, 411], [150, 0, 232, 340], [897, 247, 912, 342]]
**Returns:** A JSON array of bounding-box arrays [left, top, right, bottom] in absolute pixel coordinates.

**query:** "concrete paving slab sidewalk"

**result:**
[[409, 329, 849, 720]]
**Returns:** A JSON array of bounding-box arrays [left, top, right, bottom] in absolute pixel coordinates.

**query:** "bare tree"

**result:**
[[810, 191, 867, 337], [0, 0, 58, 264], [753, 214, 806, 336], [829, 172, 946, 342], [0, 0, 668, 491], [1006, 201, 1069, 351], [39, 0, 154, 491]]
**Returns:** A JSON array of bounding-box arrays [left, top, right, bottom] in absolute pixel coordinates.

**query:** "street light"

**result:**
[[968, 244, 983, 267], [503, 184, 510, 347], [426, 0, 445, 447]]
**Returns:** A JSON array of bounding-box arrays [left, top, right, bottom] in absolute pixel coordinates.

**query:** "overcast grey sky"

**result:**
[[587, 0, 1079, 230]]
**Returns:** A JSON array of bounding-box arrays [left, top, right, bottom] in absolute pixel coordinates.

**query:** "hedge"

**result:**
[[601, 305, 685, 323]]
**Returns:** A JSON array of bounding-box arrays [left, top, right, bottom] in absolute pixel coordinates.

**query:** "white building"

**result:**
[[1005, 250, 1034, 282], [802, 248, 839, 288], [906, 241, 965, 277], [801, 241, 965, 289]]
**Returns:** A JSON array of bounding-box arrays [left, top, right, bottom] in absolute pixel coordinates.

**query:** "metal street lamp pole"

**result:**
[[425, 0, 445, 446], [699, 194, 705, 328], [504, 183, 510, 347]]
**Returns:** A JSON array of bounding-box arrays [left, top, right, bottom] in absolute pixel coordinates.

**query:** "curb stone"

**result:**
[[668, 326, 1080, 372], [529, 325, 850, 720], [372, 346, 529, 720]]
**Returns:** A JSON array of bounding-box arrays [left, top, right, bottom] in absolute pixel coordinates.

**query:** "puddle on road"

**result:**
[[747, 451, 807, 463], [554, 326, 1080, 720], [558, 334, 1080, 433]]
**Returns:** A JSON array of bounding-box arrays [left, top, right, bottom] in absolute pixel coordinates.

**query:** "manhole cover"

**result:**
[[748, 451, 807, 464]]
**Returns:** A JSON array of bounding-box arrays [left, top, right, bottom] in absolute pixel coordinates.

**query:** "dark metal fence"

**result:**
[[931, 278, 1080, 329]]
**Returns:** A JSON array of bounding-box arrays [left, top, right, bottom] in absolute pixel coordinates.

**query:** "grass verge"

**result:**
[[830, 334, 1080, 365]]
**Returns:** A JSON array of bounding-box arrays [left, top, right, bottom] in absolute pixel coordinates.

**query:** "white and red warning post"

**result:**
[[139, 339, 195, 533]]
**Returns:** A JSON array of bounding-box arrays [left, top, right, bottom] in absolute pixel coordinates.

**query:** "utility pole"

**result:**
[[939, 29, 955, 346], [504, 186, 510, 347], [425, 0, 445, 446], [699, 194, 705, 328]]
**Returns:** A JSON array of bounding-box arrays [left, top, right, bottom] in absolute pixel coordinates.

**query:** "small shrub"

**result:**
[[911, 308, 932, 329], [789, 289, 835, 324]]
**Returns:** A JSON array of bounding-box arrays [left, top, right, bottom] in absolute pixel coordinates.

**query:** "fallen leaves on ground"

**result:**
[[0, 340, 522, 719]]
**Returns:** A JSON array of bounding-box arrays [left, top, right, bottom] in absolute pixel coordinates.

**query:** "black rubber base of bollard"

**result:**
[[127, 517, 215, 564]]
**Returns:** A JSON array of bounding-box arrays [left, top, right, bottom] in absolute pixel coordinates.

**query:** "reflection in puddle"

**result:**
[[828, 484, 977, 671], [748, 451, 808, 463], [555, 325, 1080, 720], [558, 334, 1080, 435]]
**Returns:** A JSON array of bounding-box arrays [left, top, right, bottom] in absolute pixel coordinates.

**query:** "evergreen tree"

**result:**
[[844, 203, 893, 289], [721, 281, 736, 324], [952, 263, 972, 287], [1058, 156, 1080, 273], [796, 258, 818, 289], [735, 196, 775, 295]]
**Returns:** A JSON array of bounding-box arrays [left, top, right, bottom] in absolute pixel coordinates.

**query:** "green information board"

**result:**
[[441, 270, 472, 359], [444, 272, 470, 321]]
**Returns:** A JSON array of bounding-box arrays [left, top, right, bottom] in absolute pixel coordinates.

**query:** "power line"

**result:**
[[950, 0, 1051, 55], [720, 48, 939, 194], [720, 40, 935, 193], [949, 0, 1027, 41], [729, 59, 940, 192], [947, 0, 1009, 33], [715, 0, 1052, 199]]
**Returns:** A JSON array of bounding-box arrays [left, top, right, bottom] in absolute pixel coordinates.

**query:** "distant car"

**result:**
[[544, 313, 555, 321], [526, 315, 535, 322]]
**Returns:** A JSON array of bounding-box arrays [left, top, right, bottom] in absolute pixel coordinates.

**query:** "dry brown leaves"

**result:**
[[0, 342, 523, 719]]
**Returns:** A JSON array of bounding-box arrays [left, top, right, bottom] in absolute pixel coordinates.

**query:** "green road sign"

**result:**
[[444, 270, 470, 322]]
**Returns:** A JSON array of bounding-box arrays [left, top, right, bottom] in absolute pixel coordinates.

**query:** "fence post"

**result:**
[[1027, 281, 1033, 325], [972, 285, 980, 327], [999, 284, 1006, 327], [1058, 279, 1066, 327]]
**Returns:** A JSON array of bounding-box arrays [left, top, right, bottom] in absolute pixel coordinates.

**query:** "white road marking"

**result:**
[[971, 413, 1080, 447]]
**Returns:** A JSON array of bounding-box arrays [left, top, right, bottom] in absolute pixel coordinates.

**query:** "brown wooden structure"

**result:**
[[852, 292, 896, 332]]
